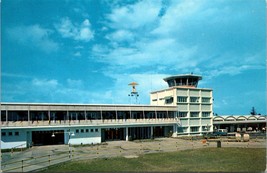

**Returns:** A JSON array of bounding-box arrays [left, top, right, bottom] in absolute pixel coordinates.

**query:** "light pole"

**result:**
[[128, 82, 139, 104], [51, 131, 75, 159]]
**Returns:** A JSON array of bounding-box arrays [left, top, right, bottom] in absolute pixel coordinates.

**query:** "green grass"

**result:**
[[42, 148, 266, 172]]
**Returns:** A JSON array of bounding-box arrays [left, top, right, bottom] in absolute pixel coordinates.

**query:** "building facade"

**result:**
[[213, 115, 266, 132], [150, 74, 213, 135], [1, 74, 213, 149]]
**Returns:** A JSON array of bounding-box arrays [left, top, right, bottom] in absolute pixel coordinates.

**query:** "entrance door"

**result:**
[[104, 128, 125, 141], [32, 130, 64, 146]]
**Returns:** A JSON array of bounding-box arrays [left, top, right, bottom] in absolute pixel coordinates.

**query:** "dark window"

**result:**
[[191, 127, 199, 132], [81, 129, 84, 133], [2, 132, 6, 136], [86, 129, 89, 133], [177, 97, 187, 102], [190, 97, 199, 103], [165, 97, 173, 104], [190, 112, 199, 117], [8, 132, 12, 136], [202, 97, 210, 103], [95, 129, 98, 132], [178, 112, 187, 117], [1, 111, 6, 121], [90, 129, 94, 132], [202, 112, 210, 117], [76, 129, 79, 133], [15, 132, 19, 136]]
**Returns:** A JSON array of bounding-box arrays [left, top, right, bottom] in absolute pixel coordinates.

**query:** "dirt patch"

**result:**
[[124, 155, 139, 158]]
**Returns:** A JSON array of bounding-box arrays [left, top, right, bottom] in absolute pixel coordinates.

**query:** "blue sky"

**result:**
[[1, 0, 266, 115]]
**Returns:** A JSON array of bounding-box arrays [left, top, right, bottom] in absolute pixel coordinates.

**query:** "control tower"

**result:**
[[150, 73, 213, 135], [163, 74, 202, 88]]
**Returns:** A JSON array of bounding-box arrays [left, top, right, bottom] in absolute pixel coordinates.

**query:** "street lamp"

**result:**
[[51, 131, 75, 158], [128, 82, 139, 104]]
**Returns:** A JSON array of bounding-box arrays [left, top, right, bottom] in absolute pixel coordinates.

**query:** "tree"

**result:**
[[250, 107, 257, 115]]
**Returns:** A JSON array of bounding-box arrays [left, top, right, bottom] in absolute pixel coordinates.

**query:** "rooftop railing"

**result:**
[[1, 118, 179, 127]]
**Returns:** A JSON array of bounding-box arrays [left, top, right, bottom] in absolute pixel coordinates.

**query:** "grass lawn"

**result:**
[[42, 148, 266, 172]]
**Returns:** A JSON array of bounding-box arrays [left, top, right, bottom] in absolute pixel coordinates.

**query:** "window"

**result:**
[[190, 127, 199, 132], [177, 96, 187, 103], [95, 129, 99, 132], [202, 126, 210, 131], [182, 127, 188, 133], [86, 129, 89, 133], [15, 132, 19, 136], [202, 112, 210, 117], [81, 129, 84, 133], [178, 112, 187, 117], [165, 97, 173, 104], [8, 132, 12, 136], [90, 129, 94, 132], [190, 97, 199, 103], [152, 99, 157, 102], [190, 112, 199, 117], [202, 97, 210, 103], [76, 129, 79, 133], [2, 132, 6, 136]]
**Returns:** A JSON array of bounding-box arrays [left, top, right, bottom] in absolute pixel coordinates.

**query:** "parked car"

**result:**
[[213, 129, 228, 136]]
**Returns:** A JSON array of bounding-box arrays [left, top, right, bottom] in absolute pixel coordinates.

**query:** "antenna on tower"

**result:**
[[128, 82, 139, 104]]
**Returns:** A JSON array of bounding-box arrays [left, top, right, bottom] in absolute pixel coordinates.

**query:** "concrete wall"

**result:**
[[67, 128, 101, 145], [1, 129, 27, 149]]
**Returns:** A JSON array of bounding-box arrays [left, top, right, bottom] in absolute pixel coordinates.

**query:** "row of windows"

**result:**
[[177, 97, 211, 103], [1, 111, 177, 121], [181, 126, 211, 133], [178, 112, 211, 118], [76, 128, 99, 133], [2, 131, 19, 136], [153, 97, 211, 103]]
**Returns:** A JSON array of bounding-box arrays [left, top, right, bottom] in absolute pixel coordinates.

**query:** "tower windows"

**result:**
[[177, 96, 187, 103], [190, 112, 199, 117], [178, 112, 187, 117], [190, 97, 199, 103], [202, 97, 210, 103], [202, 112, 210, 117]]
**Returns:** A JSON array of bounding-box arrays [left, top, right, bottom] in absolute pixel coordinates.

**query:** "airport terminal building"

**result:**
[[2, 74, 214, 149]]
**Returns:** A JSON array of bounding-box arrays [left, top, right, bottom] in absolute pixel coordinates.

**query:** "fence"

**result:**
[[1, 150, 72, 172], [1, 137, 265, 172]]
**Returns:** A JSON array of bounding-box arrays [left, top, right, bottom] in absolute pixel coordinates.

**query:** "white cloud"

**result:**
[[95, 0, 265, 83], [152, 0, 204, 35], [55, 17, 94, 42], [93, 0, 204, 73], [102, 73, 169, 104], [107, 1, 161, 30], [2, 73, 32, 79], [105, 30, 134, 43], [74, 52, 81, 57], [32, 78, 58, 88], [67, 78, 83, 88], [7, 25, 59, 53], [204, 51, 266, 79]]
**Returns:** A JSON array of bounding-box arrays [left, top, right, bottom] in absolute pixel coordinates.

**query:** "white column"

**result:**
[[115, 107, 118, 122], [28, 106, 30, 125], [151, 126, 154, 138], [172, 124, 178, 137], [125, 127, 129, 141]]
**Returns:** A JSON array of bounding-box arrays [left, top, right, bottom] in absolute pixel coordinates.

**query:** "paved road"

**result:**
[[1, 137, 266, 172]]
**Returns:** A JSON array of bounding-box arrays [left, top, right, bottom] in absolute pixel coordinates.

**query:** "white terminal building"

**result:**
[[1, 74, 213, 149]]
